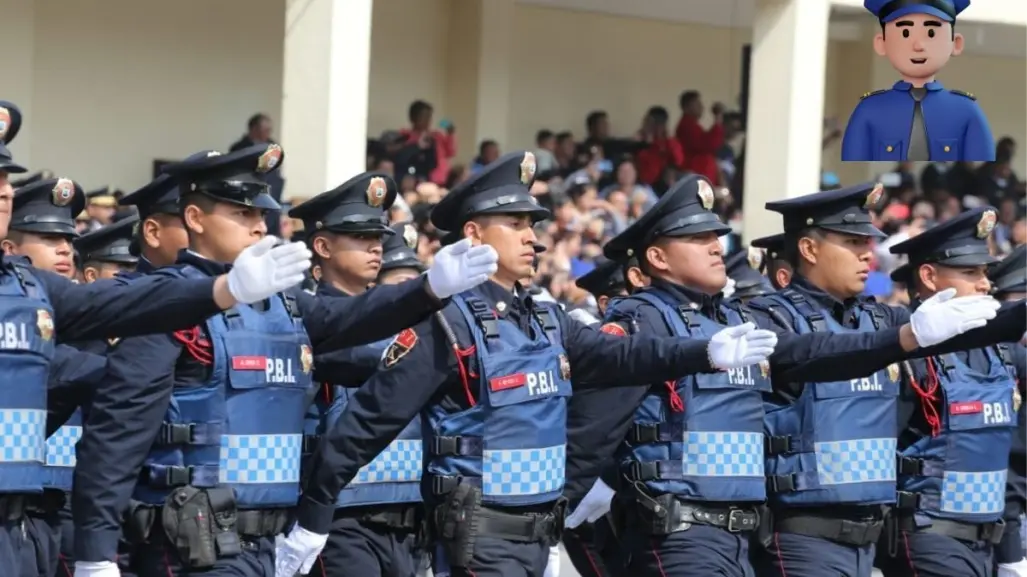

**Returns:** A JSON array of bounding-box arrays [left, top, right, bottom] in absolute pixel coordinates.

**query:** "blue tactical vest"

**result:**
[[424, 293, 571, 507], [897, 348, 1017, 523], [615, 288, 770, 503], [134, 265, 312, 508], [0, 263, 55, 493], [757, 289, 899, 506], [324, 342, 423, 507], [43, 408, 82, 492]]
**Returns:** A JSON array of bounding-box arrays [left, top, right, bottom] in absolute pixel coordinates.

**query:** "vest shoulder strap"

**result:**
[[859, 300, 885, 330], [780, 288, 827, 332], [462, 295, 500, 339], [13, 263, 45, 301], [531, 303, 560, 344]]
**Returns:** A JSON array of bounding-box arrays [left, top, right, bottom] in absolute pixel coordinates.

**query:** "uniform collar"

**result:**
[[788, 273, 863, 318], [470, 279, 532, 318], [316, 281, 353, 298], [136, 256, 156, 275], [176, 249, 230, 276], [649, 277, 722, 317], [892, 80, 944, 92]]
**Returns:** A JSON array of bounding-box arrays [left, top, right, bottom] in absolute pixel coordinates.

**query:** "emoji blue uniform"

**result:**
[[842, 0, 993, 162]]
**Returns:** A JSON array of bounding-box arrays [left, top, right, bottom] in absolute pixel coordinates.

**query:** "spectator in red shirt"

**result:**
[[399, 100, 456, 186], [675, 90, 724, 184], [635, 106, 685, 186]]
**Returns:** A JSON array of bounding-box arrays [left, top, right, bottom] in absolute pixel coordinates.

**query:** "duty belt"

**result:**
[[468, 503, 566, 543], [896, 515, 1005, 545], [338, 503, 420, 531], [774, 510, 884, 546], [26, 489, 66, 516], [623, 495, 759, 535]]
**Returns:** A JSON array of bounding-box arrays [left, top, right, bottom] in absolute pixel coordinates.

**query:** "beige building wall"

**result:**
[[4, 0, 1023, 192]]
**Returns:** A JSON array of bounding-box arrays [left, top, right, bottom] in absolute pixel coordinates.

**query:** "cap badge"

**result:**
[[976, 210, 997, 239], [366, 176, 388, 208], [864, 182, 884, 209], [696, 179, 715, 210], [0, 107, 10, 142], [747, 246, 764, 270], [403, 223, 418, 249], [51, 178, 75, 207], [256, 144, 282, 173], [520, 152, 537, 185], [206, 151, 222, 158]]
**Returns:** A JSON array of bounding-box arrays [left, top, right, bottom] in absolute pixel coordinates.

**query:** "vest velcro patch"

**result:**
[[950, 401, 983, 415], [232, 356, 267, 371], [600, 323, 626, 337], [490, 373, 526, 392], [383, 328, 417, 368]]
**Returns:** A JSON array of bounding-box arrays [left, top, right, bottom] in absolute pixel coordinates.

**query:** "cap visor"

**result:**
[[819, 223, 887, 239], [12, 222, 79, 237], [479, 201, 552, 223], [0, 161, 28, 174], [663, 221, 732, 238], [882, 5, 954, 22]]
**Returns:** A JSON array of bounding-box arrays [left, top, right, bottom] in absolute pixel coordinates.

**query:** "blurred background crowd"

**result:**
[[55, 95, 1027, 314]]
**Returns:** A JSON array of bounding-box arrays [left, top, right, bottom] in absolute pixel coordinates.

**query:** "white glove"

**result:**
[[722, 276, 737, 299], [227, 236, 312, 304], [425, 238, 498, 299], [543, 545, 562, 577], [707, 322, 778, 370], [568, 308, 600, 327], [565, 479, 616, 529], [73, 561, 120, 577], [909, 288, 1000, 348], [998, 559, 1027, 577], [274, 523, 328, 577]]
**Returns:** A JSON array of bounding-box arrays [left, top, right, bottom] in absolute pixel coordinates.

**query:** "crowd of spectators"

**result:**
[[268, 96, 1026, 312]]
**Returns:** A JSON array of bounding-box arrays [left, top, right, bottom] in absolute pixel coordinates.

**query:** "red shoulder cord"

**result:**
[[907, 358, 942, 437], [172, 327, 213, 366], [665, 381, 685, 413]]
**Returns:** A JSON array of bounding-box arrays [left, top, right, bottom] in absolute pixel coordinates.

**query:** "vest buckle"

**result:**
[[765, 435, 794, 455], [165, 466, 194, 488], [896, 456, 925, 476], [160, 423, 196, 446]]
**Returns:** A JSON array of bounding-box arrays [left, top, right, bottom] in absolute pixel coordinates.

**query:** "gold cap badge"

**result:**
[[51, 178, 75, 207], [256, 144, 282, 173], [696, 179, 715, 210], [366, 176, 388, 208], [864, 183, 884, 209], [520, 152, 537, 185], [976, 210, 997, 239], [403, 224, 418, 249]]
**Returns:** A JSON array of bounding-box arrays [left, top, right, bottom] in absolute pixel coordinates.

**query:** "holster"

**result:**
[[159, 486, 242, 569], [432, 482, 482, 568], [756, 504, 774, 548]]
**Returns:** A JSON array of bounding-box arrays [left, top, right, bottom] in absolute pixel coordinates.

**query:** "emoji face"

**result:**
[[874, 14, 964, 83]]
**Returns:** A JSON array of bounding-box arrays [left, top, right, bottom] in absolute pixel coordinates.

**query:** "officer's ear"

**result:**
[[462, 219, 482, 246], [182, 203, 207, 236], [597, 295, 610, 316], [644, 244, 670, 273], [82, 266, 99, 284], [0, 238, 17, 256], [873, 29, 888, 56], [916, 263, 939, 295], [310, 233, 333, 261], [774, 266, 793, 290], [796, 235, 820, 266], [141, 218, 161, 250], [950, 30, 964, 56]]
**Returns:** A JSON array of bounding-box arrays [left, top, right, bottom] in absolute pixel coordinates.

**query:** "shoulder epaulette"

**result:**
[[860, 89, 887, 100], [950, 89, 976, 100]]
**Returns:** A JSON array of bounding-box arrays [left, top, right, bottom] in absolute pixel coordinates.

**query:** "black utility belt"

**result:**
[[471, 504, 565, 543], [895, 514, 1005, 545], [26, 489, 67, 516], [621, 495, 760, 535], [336, 503, 421, 531], [774, 511, 884, 547]]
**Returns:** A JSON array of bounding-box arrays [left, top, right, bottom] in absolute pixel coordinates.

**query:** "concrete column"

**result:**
[[280, 0, 372, 199], [3, 0, 36, 169], [473, 0, 515, 152], [742, 0, 831, 242]]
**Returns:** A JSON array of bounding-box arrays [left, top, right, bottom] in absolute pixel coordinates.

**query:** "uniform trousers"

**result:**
[[561, 518, 622, 577], [432, 537, 549, 577], [621, 524, 755, 577], [754, 532, 876, 577], [310, 515, 420, 577], [133, 533, 274, 577], [876, 531, 994, 577]]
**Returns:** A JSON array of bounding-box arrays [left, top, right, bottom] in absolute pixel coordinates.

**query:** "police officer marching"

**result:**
[[288, 174, 428, 577], [874, 210, 1022, 577], [724, 248, 775, 304], [0, 99, 321, 577], [275, 151, 780, 577], [746, 184, 1027, 577], [73, 144, 496, 577], [989, 244, 1027, 577], [560, 177, 1002, 577]]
